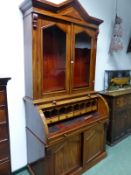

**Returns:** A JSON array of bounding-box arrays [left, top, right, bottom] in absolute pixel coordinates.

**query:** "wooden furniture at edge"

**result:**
[[20, 0, 109, 175], [100, 89, 131, 146], [0, 78, 11, 175]]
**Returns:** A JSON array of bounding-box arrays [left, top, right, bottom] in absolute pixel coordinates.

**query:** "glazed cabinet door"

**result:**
[[83, 123, 105, 165], [71, 25, 97, 93], [40, 18, 71, 97], [45, 134, 82, 175]]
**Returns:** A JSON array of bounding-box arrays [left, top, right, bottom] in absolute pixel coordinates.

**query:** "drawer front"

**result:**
[[0, 107, 6, 123], [127, 94, 131, 105], [0, 124, 8, 140], [0, 160, 10, 175], [0, 140, 9, 161], [115, 96, 126, 109], [0, 91, 6, 106]]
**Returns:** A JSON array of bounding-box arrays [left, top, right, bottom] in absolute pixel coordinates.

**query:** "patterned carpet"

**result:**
[[14, 136, 131, 175]]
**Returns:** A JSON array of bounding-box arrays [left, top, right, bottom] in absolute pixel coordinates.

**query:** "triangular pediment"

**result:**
[[59, 6, 84, 21], [54, 0, 103, 25], [20, 0, 103, 26]]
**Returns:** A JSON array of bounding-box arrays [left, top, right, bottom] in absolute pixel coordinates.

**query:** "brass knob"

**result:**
[[52, 100, 57, 105], [64, 134, 67, 137], [87, 93, 91, 97]]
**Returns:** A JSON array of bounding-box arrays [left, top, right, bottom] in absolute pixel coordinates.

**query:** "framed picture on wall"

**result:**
[[127, 38, 131, 52]]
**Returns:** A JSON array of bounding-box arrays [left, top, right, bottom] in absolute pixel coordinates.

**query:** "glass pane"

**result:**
[[43, 26, 66, 93], [73, 32, 91, 88]]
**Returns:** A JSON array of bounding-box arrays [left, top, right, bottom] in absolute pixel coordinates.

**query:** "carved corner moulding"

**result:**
[[32, 13, 39, 29]]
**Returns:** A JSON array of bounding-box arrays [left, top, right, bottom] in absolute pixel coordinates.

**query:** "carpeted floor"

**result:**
[[83, 136, 131, 175], [14, 135, 131, 175]]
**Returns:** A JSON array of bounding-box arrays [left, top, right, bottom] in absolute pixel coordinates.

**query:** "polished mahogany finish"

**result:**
[[73, 32, 91, 88], [43, 26, 66, 93], [20, 0, 109, 174], [20, 0, 103, 100], [100, 89, 131, 145], [0, 78, 11, 175]]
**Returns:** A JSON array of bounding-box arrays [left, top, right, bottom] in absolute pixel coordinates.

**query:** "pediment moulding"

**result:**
[[20, 0, 103, 28]]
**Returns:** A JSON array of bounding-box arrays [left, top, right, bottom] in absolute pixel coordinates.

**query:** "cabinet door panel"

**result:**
[[112, 110, 126, 141], [41, 20, 71, 96], [83, 124, 104, 165], [73, 31, 91, 88], [48, 134, 81, 175], [72, 26, 96, 92]]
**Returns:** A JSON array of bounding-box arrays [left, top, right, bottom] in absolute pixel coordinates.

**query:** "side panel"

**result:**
[[23, 13, 33, 98], [25, 99, 46, 143], [27, 129, 45, 164], [24, 99, 46, 165]]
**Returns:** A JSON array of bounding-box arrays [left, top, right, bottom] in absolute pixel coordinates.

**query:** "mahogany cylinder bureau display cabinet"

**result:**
[[20, 0, 109, 174], [0, 78, 11, 175]]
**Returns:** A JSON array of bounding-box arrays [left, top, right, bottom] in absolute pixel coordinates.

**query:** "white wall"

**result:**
[[0, 0, 26, 172], [0, 0, 131, 172], [80, 0, 131, 90]]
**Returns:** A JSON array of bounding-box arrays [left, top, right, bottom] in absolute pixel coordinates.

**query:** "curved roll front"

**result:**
[[97, 94, 109, 118]]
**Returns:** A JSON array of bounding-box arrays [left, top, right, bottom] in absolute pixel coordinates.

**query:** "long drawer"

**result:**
[[0, 107, 7, 123], [0, 90, 6, 106], [0, 160, 11, 175], [0, 140, 9, 161], [0, 124, 8, 140]]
